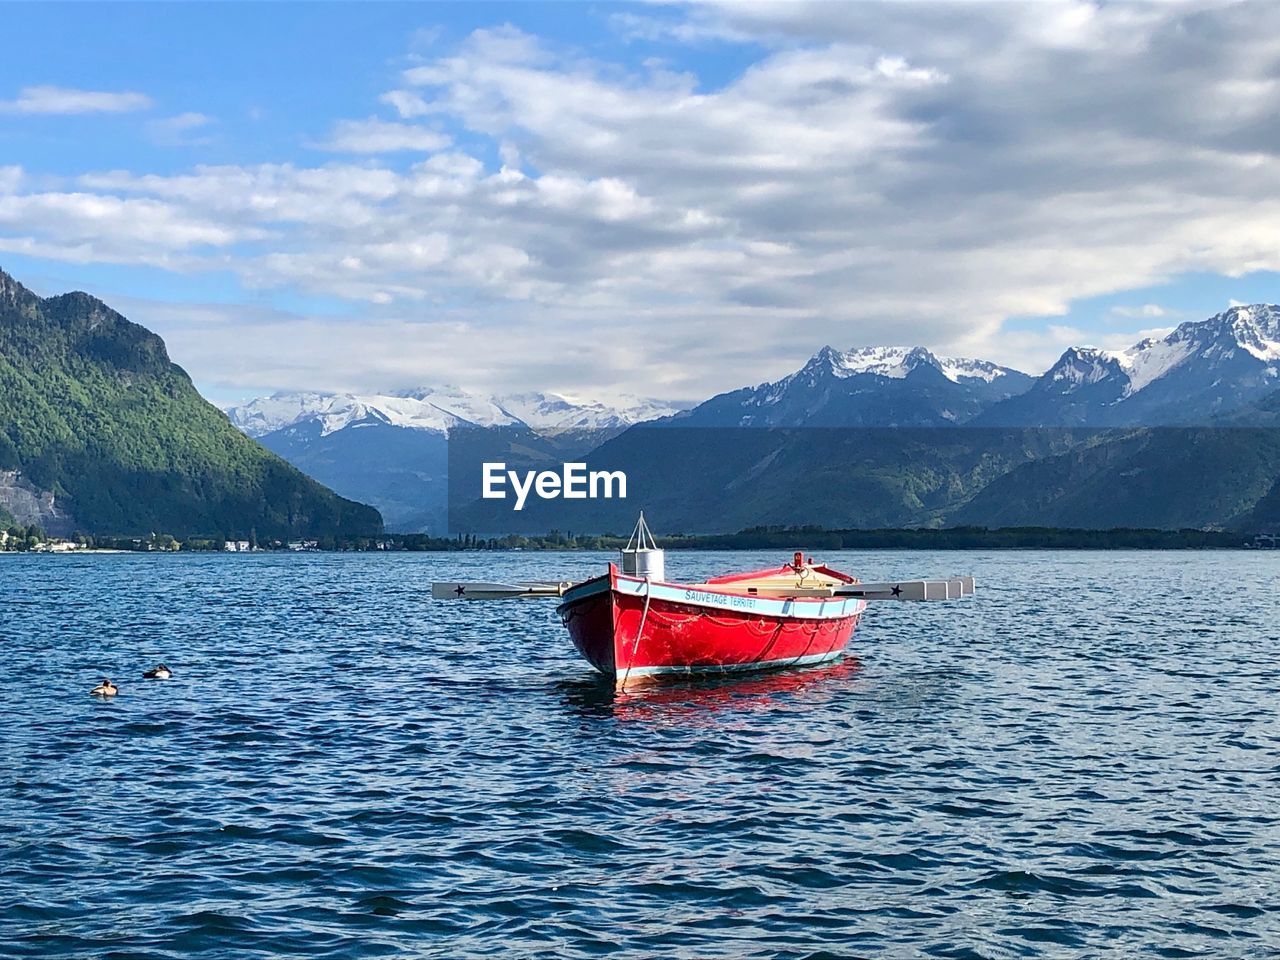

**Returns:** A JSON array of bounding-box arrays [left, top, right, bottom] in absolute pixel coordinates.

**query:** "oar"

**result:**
[[834, 576, 976, 601], [430, 580, 571, 600], [431, 575, 976, 602]]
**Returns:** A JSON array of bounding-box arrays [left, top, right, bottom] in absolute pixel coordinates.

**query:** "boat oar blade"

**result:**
[[431, 581, 567, 600], [835, 578, 976, 601]]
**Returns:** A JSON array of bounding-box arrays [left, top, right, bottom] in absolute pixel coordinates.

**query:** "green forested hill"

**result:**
[[0, 268, 382, 538]]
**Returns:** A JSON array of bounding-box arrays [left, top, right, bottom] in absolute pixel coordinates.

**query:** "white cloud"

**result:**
[[0, 166, 23, 194], [147, 112, 215, 146], [0, 85, 152, 114], [8, 5, 1280, 397], [319, 117, 451, 153], [380, 90, 431, 118], [0, 190, 258, 266], [1109, 303, 1169, 319]]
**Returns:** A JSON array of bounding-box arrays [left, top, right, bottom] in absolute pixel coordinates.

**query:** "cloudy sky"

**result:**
[[3, 0, 1280, 405]]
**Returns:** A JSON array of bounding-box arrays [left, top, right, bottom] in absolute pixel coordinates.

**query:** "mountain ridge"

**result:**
[[804, 344, 1025, 385], [666, 344, 1034, 428], [449, 305, 1280, 535], [0, 266, 383, 538], [227, 387, 682, 438], [981, 304, 1280, 426], [228, 302, 1280, 441]]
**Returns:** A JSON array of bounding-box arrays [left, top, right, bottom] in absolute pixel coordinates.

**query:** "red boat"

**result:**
[[433, 513, 973, 689], [557, 557, 866, 687]]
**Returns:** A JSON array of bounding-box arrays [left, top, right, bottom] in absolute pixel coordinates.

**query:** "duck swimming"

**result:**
[[91, 679, 118, 697], [143, 664, 172, 680]]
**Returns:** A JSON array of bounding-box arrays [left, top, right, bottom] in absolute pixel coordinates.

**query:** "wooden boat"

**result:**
[[557, 556, 866, 685], [433, 514, 974, 689]]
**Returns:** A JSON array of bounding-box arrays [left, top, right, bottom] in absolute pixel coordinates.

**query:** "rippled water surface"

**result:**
[[2, 549, 1279, 958]]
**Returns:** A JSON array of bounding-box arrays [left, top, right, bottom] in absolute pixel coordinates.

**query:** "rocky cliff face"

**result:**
[[0, 470, 75, 535]]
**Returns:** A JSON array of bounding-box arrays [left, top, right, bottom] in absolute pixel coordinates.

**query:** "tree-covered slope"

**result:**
[[451, 423, 1280, 536], [951, 428, 1280, 529], [449, 426, 1085, 534], [0, 268, 382, 538]]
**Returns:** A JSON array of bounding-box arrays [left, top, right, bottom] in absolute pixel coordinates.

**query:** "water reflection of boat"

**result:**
[[556, 658, 865, 722]]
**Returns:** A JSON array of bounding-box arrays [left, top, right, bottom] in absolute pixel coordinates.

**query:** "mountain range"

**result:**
[[234, 301, 1280, 441], [0, 268, 381, 539], [670, 346, 1034, 427], [227, 306, 1280, 534], [228, 388, 681, 438], [6, 256, 1273, 539], [450, 309, 1280, 535], [225, 389, 680, 532], [979, 304, 1280, 426], [669, 307, 1280, 430]]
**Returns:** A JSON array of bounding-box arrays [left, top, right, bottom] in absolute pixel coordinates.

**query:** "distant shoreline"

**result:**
[[8, 526, 1274, 553]]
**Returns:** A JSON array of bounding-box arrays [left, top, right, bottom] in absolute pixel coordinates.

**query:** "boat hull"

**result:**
[[557, 566, 865, 687]]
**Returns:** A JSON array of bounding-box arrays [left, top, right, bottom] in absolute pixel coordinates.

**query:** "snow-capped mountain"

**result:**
[[224, 387, 682, 533], [227, 387, 680, 438], [227, 388, 517, 438], [980, 304, 1280, 426], [224, 307, 1280, 533], [495, 392, 680, 433], [818, 345, 1021, 385], [673, 345, 1034, 427]]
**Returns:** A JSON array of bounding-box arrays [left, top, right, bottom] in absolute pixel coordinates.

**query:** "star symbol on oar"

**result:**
[[454, 585, 466, 596], [891, 584, 902, 597]]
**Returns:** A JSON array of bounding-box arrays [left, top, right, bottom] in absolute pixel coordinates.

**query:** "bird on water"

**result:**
[[143, 664, 172, 680], [90, 679, 118, 697]]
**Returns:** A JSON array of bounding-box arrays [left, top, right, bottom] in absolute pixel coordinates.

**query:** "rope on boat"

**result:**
[[783, 617, 826, 670], [618, 577, 652, 690], [751, 620, 788, 665], [560, 604, 587, 625]]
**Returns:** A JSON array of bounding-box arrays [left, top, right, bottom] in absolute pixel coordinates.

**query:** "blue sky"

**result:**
[[3, 1, 1279, 405]]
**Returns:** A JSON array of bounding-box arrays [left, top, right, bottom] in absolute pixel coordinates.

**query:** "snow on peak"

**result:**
[[226, 388, 679, 438], [496, 392, 682, 433], [1204, 303, 1280, 362], [226, 390, 483, 437], [226, 392, 347, 437], [1056, 303, 1280, 398], [830, 345, 937, 379], [1112, 338, 1195, 395], [1220, 302, 1280, 332], [807, 345, 1017, 384], [393, 386, 522, 430], [937, 355, 1020, 384], [1047, 346, 1127, 388]]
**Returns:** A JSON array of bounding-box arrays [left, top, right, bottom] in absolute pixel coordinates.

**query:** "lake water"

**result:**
[[1, 549, 1278, 958]]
